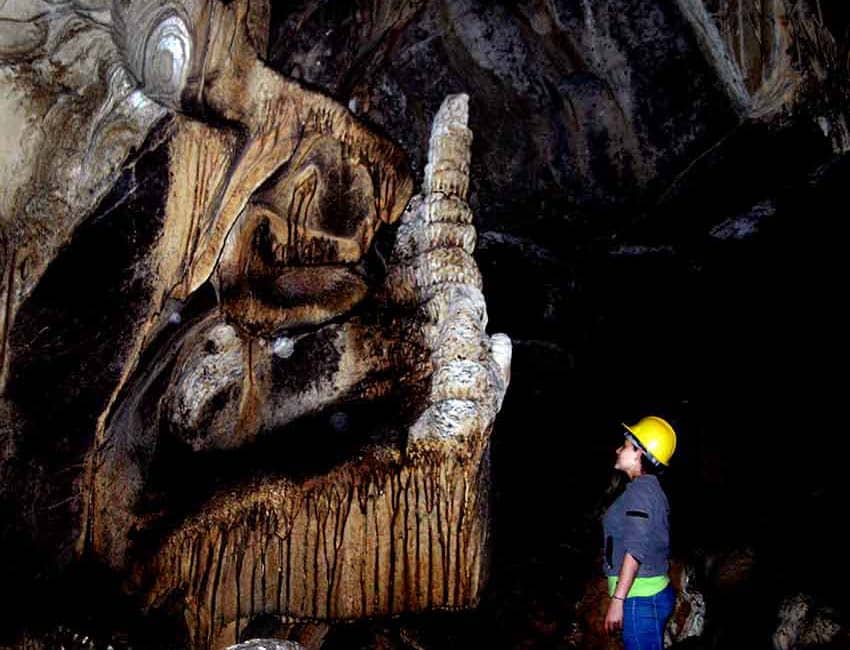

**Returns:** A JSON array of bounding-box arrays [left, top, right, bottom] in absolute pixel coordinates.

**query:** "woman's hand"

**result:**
[[605, 598, 624, 634], [605, 552, 639, 634]]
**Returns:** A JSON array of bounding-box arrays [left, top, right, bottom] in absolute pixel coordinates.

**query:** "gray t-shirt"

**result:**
[[602, 474, 670, 577]]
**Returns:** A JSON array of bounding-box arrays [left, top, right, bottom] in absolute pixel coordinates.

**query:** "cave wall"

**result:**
[[2, 0, 849, 647], [265, 2, 849, 647]]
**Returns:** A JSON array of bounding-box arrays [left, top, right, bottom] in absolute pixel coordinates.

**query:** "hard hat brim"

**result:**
[[622, 426, 665, 467]]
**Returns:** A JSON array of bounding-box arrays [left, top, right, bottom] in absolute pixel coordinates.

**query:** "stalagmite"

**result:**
[[0, 3, 509, 648], [134, 93, 510, 649]]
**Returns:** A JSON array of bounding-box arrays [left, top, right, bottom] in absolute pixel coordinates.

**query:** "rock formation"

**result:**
[[0, 2, 509, 648], [2, 0, 848, 648]]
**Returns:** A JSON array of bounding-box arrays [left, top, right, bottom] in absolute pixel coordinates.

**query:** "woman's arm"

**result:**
[[604, 552, 640, 633]]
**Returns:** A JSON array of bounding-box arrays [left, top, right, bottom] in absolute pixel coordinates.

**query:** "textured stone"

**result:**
[[0, 4, 510, 649]]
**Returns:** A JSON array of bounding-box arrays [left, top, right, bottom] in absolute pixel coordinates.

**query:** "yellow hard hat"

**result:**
[[623, 416, 677, 466]]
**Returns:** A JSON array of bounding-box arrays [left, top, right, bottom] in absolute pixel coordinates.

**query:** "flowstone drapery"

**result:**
[[134, 94, 509, 648], [0, 1, 510, 648]]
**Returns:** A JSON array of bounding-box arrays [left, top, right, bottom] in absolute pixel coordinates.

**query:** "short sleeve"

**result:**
[[622, 483, 653, 564]]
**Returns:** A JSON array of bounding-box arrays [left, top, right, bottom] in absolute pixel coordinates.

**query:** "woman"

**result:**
[[603, 415, 677, 650]]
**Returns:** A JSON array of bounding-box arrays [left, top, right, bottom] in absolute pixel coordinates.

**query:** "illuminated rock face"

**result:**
[[5, 1, 842, 647], [0, 1, 509, 648], [145, 447, 493, 648], [132, 93, 508, 648]]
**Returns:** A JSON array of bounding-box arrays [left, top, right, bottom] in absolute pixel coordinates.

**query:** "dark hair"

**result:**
[[640, 455, 665, 476]]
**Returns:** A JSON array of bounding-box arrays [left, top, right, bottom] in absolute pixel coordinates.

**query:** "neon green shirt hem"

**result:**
[[608, 574, 670, 598]]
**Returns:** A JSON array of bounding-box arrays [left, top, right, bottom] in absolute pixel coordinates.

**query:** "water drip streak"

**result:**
[[234, 528, 245, 644], [276, 536, 284, 615], [452, 464, 463, 604], [188, 536, 201, 588], [249, 539, 257, 626], [455, 471, 471, 603], [260, 530, 270, 614], [359, 479, 369, 616], [423, 467, 436, 512], [427, 489, 434, 609], [387, 469, 402, 613], [437, 463, 450, 605], [414, 469, 422, 608], [172, 541, 181, 593], [172, 540, 181, 589], [301, 494, 311, 614], [311, 495, 323, 617], [316, 490, 333, 618], [190, 136, 210, 267], [382, 171, 393, 220], [401, 469, 412, 609], [288, 184, 303, 263], [284, 199, 291, 264], [323, 490, 337, 618], [300, 176, 317, 256], [207, 528, 227, 647], [440, 461, 450, 605], [258, 509, 271, 613], [182, 138, 200, 270], [195, 533, 217, 648], [285, 533, 292, 614], [0, 247, 17, 388], [328, 483, 353, 617], [263, 512, 280, 611], [453, 468, 465, 604], [335, 484, 349, 613], [372, 481, 382, 614]]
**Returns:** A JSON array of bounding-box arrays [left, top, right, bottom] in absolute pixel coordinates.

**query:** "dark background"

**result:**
[[262, 1, 848, 647]]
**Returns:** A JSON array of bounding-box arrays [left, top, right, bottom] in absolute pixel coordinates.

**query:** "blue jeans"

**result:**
[[621, 584, 675, 650]]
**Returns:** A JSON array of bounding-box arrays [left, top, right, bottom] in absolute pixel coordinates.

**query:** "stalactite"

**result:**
[[139, 444, 491, 648]]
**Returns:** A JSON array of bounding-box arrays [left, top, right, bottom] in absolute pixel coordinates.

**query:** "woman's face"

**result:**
[[615, 437, 643, 476]]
